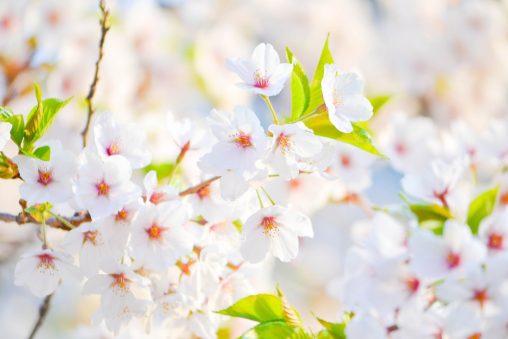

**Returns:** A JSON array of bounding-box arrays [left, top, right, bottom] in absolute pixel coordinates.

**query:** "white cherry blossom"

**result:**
[[240, 205, 313, 263], [14, 248, 80, 297], [321, 65, 373, 133], [227, 43, 293, 97], [14, 141, 77, 205], [74, 153, 140, 220]]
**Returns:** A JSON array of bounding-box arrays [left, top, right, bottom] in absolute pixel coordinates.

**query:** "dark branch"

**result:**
[[81, 0, 111, 146], [27, 294, 53, 339]]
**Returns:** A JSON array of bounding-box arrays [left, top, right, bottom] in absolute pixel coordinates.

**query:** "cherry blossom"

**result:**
[[321, 65, 373, 133], [14, 248, 80, 297], [14, 141, 77, 205], [74, 153, 140, 220], [240, 205, 313, 263], [227, 43, 293, 97]]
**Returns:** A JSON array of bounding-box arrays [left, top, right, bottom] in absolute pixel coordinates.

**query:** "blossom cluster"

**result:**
[[5, 40, 376, 338], [338, 114, 508, 338]]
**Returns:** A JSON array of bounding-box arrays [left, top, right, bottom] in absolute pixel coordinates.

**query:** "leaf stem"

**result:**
[[48, 211, 76, 230], [260, 186, 276, 206], [255, 189, 265, 208], [260, 95, 279, 125]]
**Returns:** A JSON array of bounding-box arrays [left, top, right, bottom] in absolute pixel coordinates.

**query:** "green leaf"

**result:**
[[232, 219, 243, 233], [305, 34, 334, 115], [23, 84, 71, 152], [369, 95, 391, 114], [467, 186, 500, 235], [33, 145, 51, 161], [286, 47, 310, 121], [240, 321, 308, 339], [0, 152, 19, 179], [143, 162, 176, 183], [304, 113, 383, 156], [25, 202, 53, 223], [7, 114, 25, 147], [406, 202, 452, 235], [316, 318, 346, 339], [216, 294, 285, 323], [0, 106, 13, 120]]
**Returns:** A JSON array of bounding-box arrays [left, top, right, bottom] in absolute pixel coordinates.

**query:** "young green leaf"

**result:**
[[33, 145, 51, 161], [0, 152, 19, 179], [239, 320, 309, 339], [286, 47, 310, 121], [304, 113, 383, 156], [369, 95, 391, 114], [143, 162, 177, 183], [316, 318, 347, 339], [0, 106, 13, 120], [305, 34, 334, 115], [467, 186, 500, 234], [216, 294, 285, 323], [8, 114, 25, 147], [23, 84, 71, 152]]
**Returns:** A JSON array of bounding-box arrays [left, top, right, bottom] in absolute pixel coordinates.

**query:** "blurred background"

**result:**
[[1, 0, 508, 337]]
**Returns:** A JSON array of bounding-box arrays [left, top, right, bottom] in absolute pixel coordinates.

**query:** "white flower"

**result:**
[[0, 121, 11, 151], [167, 111, 207, 151], [409, 220, 486, 280], [240, 205, 313, 263], [83, 264, 150, 335], [14, 248, 80, 297], [478, 211, 508, 252], [14, 141, 77, 205], [321, 65, 373, 133], [90, 113, 151, 169], [266, 122, 322, 180], [227, 43, 293, 97], [99, 201, 140, 257], [198, 107, 269, 200], [74, 153, 140, 220], [143, 170, 178, 205], [130, 202, 193, 270], [62, 222, 115, 276], [402, 157, 470, 212]]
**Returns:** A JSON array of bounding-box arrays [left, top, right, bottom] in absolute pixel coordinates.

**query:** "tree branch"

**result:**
[[0, 211, 90, 231], [81, 0, 111, 146], [27, 293, 53, 339], [179, 176, 220, 196]]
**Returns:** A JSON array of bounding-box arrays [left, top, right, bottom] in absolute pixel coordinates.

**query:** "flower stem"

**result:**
[[260, 95, 279, 125], [48, 211, 76, 230], [255, 189, 265, 208], [261, 186, 276, 206]]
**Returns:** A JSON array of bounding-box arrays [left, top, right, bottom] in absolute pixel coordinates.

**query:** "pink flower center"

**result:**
[[473, 289, 488, 308], [0, 16, 13, 30], [405, 276, 420, 294], [261, 216, 278, 234], [234, 132, 253, 149], [37, 169, 53, 186], [433, 188, 449, 208], [276, 133, 291, 153], [111, 273, 129, 290], [289, 179, 301, 190], [37, 253, 56, 269], [254, 71, 270, 89], [196, 185, 211, 200], [115, 208, 129, 222], [395, 142, 406, 155], [446, 251, 461, 269], [106, 143, 120, 156], [149, 191, 166, 205], [488, 232, 504, 250], [500, 191, 508, 205], [96, 180, 110, 197], [83, 230, 98, 245], [340, 154, 351, 168], [146, 224, 164, 240]]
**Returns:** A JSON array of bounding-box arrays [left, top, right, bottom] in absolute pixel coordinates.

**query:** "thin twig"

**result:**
[[27, 294, 53, 339], [0, 211, 90, 231], [81, 0, 111, 146], [179, 176, 220, 196]]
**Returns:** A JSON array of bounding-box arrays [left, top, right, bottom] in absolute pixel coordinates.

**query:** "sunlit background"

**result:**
[[1, 0, 508, 337]]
